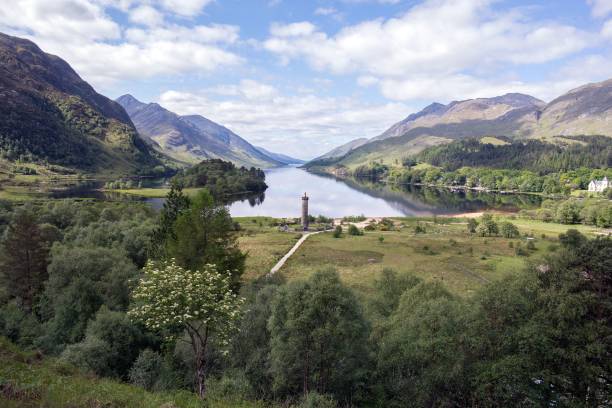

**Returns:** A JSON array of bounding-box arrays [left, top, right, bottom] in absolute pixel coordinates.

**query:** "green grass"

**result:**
[[237, 217, 604, 297], [236, 217, 302, 280], [0, 338, 269, 408]]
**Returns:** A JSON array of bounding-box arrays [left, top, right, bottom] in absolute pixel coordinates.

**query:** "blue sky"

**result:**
[[1, 0, 612, 159]]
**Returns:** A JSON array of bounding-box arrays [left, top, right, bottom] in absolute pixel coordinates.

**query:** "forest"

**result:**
[[415, 136, 612, 174], [0, 188, 610, 407], [172, 159, 268, 199]]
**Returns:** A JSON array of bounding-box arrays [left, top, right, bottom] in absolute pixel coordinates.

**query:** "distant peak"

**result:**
[[115, 94, 146, 112]]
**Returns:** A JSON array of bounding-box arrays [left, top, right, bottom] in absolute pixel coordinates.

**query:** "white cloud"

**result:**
[[270, 21, 317, 37], [315, 7, 337, 16], [264, 0, 593, 101], [159, 0, 213, 17], [158, 82, 411, 158], [0, 0, 241, 88], [588, 0, 612, 18], [129, 5, 164, 27]]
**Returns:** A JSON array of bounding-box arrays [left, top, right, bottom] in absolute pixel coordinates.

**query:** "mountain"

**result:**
[[0, 33, 159, 174], [116, 95, 282, 169], [312, 138, 369, 162], [255, 146, 305, 165], [535, 79, 612, 138], [310, 83, 612, 170], [373, 93, 545, 142]]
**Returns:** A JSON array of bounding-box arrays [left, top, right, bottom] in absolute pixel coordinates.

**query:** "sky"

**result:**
[[1, 0, 612, 159]]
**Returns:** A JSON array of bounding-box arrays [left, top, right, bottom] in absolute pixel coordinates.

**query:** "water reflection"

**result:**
[[41, 167, 542, 217], [227, 167, 541, 217]]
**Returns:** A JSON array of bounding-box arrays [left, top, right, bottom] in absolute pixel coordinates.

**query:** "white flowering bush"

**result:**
[[128, 259, 244, 397]]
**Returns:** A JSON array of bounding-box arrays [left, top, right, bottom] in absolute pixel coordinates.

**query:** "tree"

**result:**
[[466, 218, 478, 233], [477, 213, 498, 236], [268, 269, 370, 402], [166, 190, 246, 291], [0, 208, 49, 311], [129, 260, 244, 398], [499, 221, 519, 238], [377, 282, 470, 407], [150, 182, 190, 258], [348, 224, 363, 236]]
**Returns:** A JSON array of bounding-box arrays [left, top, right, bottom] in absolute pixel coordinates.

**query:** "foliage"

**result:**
[[41, 245, 139, 351], [165, 190, 246, 290], [172, 159, 267, 200], [332, 225, 342, 238], [268, 269, 370, 403], [61, 307, 154, 379], [150, 182, 191, 258], [342, 215, 366, 222], [129, 259, 244, 397], [499, 221, 520, 238], [0, 207, 49, 311], [295, 392, 337, 408], [129, 349, 163, 391], [520, 197, 612, 227], [347, 224, 363, 236], [476, 214, 498, 236], [416, 136, 612, 174], [467, 218, 478, 233]]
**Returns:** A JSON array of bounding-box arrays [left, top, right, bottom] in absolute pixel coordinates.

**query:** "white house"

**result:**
[[588, 177, 610, 193]]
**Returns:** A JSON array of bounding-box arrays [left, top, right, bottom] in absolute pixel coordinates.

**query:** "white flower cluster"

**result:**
[[128, 259, 244, 345]]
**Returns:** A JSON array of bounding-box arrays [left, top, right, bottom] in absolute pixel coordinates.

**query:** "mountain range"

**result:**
[[0, 32, 160, 175], [0, 32, 300, 176], [116, 95, 297, 168], [311, 80, 612, 169]]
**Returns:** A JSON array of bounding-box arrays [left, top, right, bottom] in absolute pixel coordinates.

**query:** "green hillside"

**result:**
[[0, 338, 265, 408], [0, 33, 162, 176]]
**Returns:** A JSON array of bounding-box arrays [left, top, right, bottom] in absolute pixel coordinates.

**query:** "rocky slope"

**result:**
[[0, 33, 159, 174], [311, 82, 612, 170], [255, 146, 305, 165], [116, 95, 282, 169]]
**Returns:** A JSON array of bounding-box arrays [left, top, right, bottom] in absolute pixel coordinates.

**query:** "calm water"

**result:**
[[48, 167, 541, 216], [227, 167, 541, 218]]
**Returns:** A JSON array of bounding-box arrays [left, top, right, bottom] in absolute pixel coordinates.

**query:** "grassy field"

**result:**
[[0, 338, 268, 408], [237, 216, 607, 297], [236, 217, 302, 280]]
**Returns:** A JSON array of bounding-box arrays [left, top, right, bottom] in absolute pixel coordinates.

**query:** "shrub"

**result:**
[[333, 226, 342, 238], [129, 349, 163, 391], [499, 221, 520, 238], [297, 392, 338, 408], [348, 224, 363, 236]]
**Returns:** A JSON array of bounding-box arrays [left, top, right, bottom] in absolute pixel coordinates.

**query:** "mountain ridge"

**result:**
[[116, 94, 283, 169], [0, 32, 160, 174], [309, 82, 612, 170]]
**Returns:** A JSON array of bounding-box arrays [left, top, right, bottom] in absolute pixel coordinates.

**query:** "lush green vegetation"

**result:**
[[416, 136, 612, 173], [172, 159, 267, 198], [0, 194, 609, 407]]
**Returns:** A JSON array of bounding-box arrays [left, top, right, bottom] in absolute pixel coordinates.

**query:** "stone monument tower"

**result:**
[[301, 192, 309, 231]]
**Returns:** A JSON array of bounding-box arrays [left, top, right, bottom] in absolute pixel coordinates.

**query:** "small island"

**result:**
[[172, 159, 268, 198]]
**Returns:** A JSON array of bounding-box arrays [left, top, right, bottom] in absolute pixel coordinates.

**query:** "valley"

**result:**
[[0, 13, 610, 408]]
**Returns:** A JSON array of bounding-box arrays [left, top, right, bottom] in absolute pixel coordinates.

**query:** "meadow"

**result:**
[[236, 215, 607, 297]]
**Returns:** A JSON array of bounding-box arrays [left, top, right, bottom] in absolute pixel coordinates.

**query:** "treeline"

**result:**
[[388, 166, 612, 195], [416, 136, 612, 174], [0, 195, 610, 406], [519, 197, 612, 228], [172, 159, 267, 198]]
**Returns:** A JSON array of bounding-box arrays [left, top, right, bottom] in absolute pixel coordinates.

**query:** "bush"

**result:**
[[296, 392, 337, 408], [415, 225, 426, 234], [129, 349, 163, 391], [333, 226, 342, 238], [348, 224, 363, 236], [499, 221, 520, 238]]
